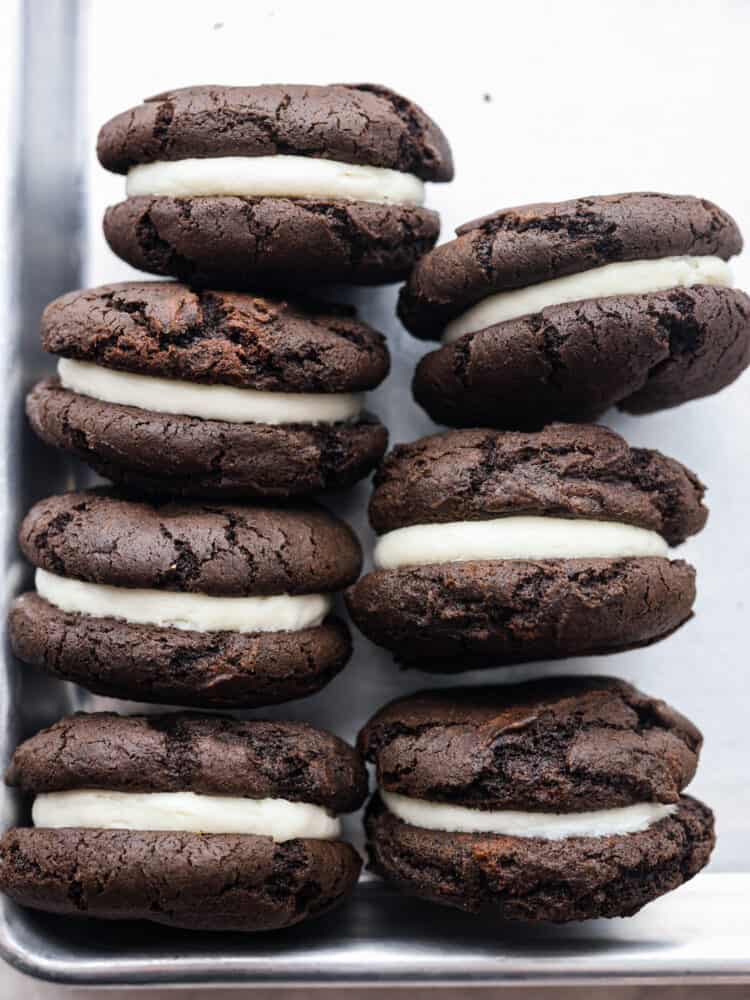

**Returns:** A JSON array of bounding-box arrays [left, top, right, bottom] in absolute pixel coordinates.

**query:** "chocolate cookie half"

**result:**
[[0, 712, 367, 931], [28, 282, 389, 497], [99, 84, 453, 286], [359, 676, 714, 921], [345, 423, 707, 669], [400, 193, 750, 427], [9, 490, 362, 707]]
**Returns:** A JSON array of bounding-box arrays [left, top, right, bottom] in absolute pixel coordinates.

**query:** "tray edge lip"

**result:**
[[2, 874, 750, 988]]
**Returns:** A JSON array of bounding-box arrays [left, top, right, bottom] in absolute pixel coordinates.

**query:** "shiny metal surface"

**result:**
[[1, 874, 749, 988], [2, 0, 750, 987]]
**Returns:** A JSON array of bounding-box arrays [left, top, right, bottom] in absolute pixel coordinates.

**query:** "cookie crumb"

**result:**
[[483, 93, 492, 102]]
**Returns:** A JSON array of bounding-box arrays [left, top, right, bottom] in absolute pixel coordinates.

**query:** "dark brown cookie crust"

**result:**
[[20, 489, 362, 596], [10, 593, 351, 710], [413, 286, 750, 428], [398, 193, 742, 338], [369, 424, 707, 545], [97, 83, 453, 181], [104, 196, 440, 288], [6, 711, 368, 812], [28, 380, 388, 500], [358, 676, 701, 811], [42, 282, 390, 392], [0, 828, 361, 931], [364, 795, 714, 922], [345, 558, 696, 669]]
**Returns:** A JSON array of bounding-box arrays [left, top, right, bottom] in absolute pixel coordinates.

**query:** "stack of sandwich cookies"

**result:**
[[346, 423, 707, 669], [5, 80, 732, 941], [359, 676, 714, 922], [0, 713, 367, 931], [98, 84, 453, 287], [401, 193, 750, 428], [27, 282, 389, 497], [9, 490, 362, 708]]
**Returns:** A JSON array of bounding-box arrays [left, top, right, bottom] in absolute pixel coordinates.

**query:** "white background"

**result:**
[[5, 0, 750, 995]]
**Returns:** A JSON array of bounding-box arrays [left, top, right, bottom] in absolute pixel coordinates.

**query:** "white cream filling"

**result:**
[[126, 155, 425, 207], [373, 516, 669, 570], [442, 254, 733, 343], [36, 567, 331, 634], [381, 790, 676, 840], [58, 358, 363, 426], [32, 790, 341, 842]]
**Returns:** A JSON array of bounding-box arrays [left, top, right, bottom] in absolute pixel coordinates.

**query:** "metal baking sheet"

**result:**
[[2, 0, 750, 987]]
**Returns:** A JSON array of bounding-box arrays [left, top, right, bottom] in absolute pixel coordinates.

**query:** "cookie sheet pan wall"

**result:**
[[1, 0, 749, 987]]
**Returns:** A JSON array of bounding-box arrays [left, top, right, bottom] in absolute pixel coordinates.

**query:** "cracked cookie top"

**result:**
[[97, 83, 454, 181], [20, 489, 362, 595], [358, 675, 702, 811], [41, 282, 390, 393], [7, 711, 368, 812], [398, 193, 742, 338], [368, 423, 707, 545]]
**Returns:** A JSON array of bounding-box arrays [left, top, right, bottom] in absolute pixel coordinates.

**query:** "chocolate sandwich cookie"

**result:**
[[359, 676, 714, 921], [9, 489, 362, 707], [345, 423, 707, 669], [400, 193, 750, 428], [27, 282, 389, 498], [98, 84, 453, 287], [0, 712, 367, 931]]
